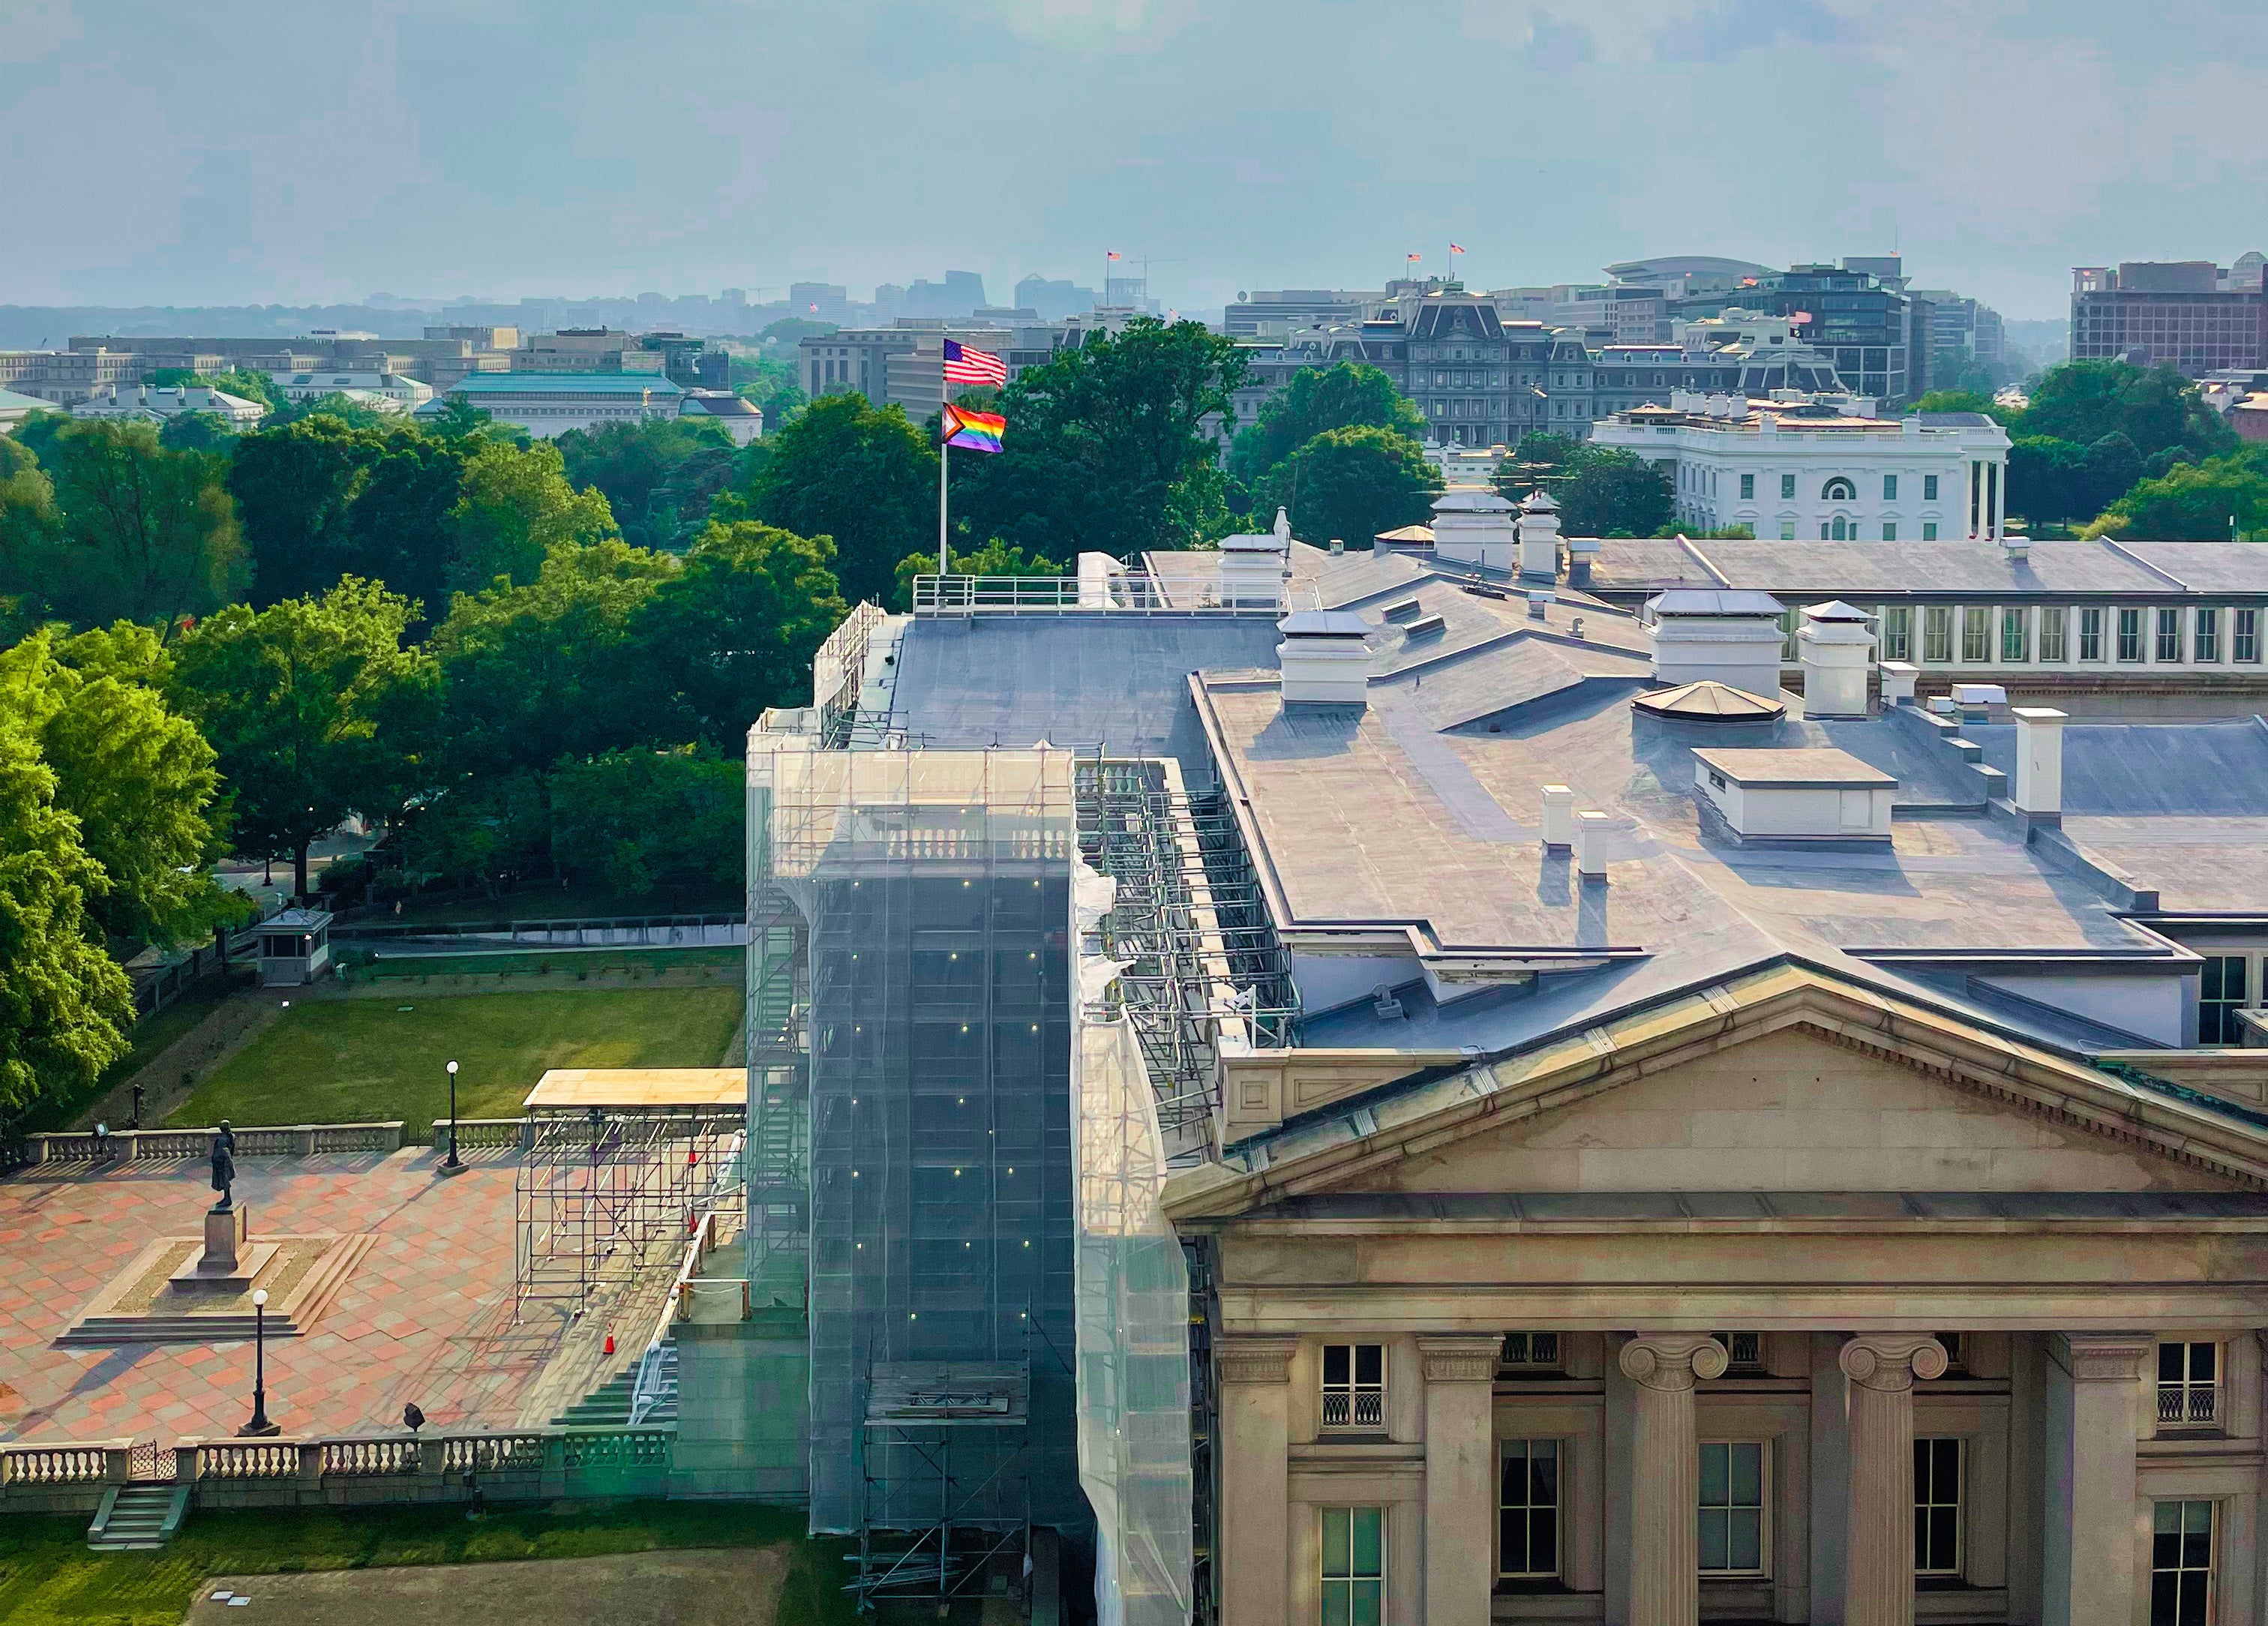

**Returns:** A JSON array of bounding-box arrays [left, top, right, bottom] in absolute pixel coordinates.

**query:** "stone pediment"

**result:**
[[1165, 965, 2268, 1222]]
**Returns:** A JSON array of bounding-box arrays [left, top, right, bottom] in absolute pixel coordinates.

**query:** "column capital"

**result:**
[[1839, 1334, 1948, 1393], [1618, 1332, 1729, 1393], [1216, 1334, 1298, 1386], [1418, 1334, 1502, 1382], [2048, 1331, 2153, 1384]]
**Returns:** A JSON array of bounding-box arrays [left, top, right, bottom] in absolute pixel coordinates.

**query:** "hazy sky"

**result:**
[[5, 0, 2263, 319]]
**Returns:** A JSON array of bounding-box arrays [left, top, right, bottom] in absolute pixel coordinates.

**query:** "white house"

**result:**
[[1591, 391, 2012, 543]]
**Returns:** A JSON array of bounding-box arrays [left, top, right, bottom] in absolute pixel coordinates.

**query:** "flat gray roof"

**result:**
[[1590, 538, 2268, 598], [1692, 747, 1899, 788]]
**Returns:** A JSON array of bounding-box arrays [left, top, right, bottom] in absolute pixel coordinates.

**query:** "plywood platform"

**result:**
[[522, 1068, 748, 1111]]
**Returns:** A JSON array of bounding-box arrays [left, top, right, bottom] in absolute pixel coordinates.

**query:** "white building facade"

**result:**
[[434, 371, 685, 438], [1592, 394, 2013, 543], [266, 370, 432, 408], [70, 383, 268, 428]]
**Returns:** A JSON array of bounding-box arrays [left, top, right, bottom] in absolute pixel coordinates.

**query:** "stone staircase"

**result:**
[[87, 1482, 189, 1551], [550, 1342, 678, 1427]]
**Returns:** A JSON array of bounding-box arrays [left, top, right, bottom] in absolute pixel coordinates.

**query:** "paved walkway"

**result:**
[[0, 1148, 627, 1444], [184, 1547, 790, 1625]]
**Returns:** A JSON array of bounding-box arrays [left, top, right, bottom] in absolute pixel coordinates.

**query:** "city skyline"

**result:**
[[6, 0, 2262, 319]]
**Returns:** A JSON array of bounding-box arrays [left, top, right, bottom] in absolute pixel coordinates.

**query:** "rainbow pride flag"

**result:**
[[942, 402, 1005, 454]]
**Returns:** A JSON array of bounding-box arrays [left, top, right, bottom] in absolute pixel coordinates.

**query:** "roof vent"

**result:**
[[1382, 597, 1424, 622], [1370, 984, 1405, 1020], [1631, 680, 1785, 723], [1691, 748, 1895, 845], [1219, 511, 1292, 608], [1276, 609, 1371, 706], [1644, 589, 1786, 698], [1796, 600, 1875, 718], [1403, 614, 1448, 640]]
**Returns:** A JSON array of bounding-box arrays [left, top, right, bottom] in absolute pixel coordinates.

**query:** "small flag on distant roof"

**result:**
[[942, 402, 1004, 454], [1450, 243, 1466, 254], [943, 339, 1007, 387], [1407, 252, 1421, 262]]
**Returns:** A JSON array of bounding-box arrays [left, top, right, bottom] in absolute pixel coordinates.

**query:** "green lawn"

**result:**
[[351, 944, 742, 982], [0, 1502, 857, 1626], [25, 970, 256, 1134], [163, 987, 743, 1138]]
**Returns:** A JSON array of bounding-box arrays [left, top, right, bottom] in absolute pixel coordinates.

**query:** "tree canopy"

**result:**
[[750, 392, 936, 608], [1255, 425, 1442, 551], [556, 416, 745, 553], [2084, 451, 2268, 542], [1228, 362, 1425, 489]]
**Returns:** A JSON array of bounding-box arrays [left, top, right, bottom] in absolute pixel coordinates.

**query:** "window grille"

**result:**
[[1322, 1344, 1385, 1430], [2000, 608, 2030, 663], [1714, 1332, 1764, 1369], [1961, 607, 1991, 663], [2200, 957, 2250, 1046], [2079, 607, 2104, 662], [2194, 608, 2220, 663], [2236, 608, 2259, 664], [2157, 1342, 2217, 1426], [2038, 608, 2067, 662], [1499, 1332, 1562, 1370], [2119, 608, 2144, 662]]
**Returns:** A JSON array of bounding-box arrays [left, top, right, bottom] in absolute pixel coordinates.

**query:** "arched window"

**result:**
[[1822, 476, 1858, 502]]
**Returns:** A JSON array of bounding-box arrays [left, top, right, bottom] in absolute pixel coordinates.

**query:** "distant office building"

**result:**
[[510, 328, 664, 374], [1909, 292, 2008, 369], [802, 328, 922, 404], [1012, 276, 1100, 322], [902, 272, 988, 320], [635, 332, 730, 388], [72, 382, 268, 428], [433, 371, 684, 437], [790, 283, 850, 322], [2069, 261, 2268, 377], [680, 388, 764, 445], [1492, 284, 1668, 344], [422, 325, 520, 352], [869, 283, 908, 320], [0, 346, 143, 406], [1758, 262, 1922, 406], [1222, 290, 1374, 338]]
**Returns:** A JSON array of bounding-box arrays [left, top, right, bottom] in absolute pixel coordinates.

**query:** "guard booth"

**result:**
[[255, 908, 333, 987]]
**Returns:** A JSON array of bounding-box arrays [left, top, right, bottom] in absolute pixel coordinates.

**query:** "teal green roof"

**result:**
[[448, 371, 682, 397], [0, 387, 52, 413]]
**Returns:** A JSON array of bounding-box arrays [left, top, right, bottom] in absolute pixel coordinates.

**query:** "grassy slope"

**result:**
[[0, 1502, 856, 1626], [21, 971, 255, 1134], [162, 987, 742, 1136]]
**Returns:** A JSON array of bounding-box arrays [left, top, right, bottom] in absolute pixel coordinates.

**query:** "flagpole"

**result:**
[[938, 434, 949, 576]]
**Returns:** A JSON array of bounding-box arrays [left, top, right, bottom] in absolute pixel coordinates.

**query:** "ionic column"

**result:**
[[1419, 1336, 1502, 1626], [2042, 1334, 2151, 1626], [1619, 1334, 1730, 1626], [1216, 1336, 1298, 1626], [1840, 1335, 1948, 1626]]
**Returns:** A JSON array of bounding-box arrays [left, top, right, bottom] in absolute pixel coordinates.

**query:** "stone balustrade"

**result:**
[[430, 1117, 535, 1150], [28, 1122, 406, 1163]]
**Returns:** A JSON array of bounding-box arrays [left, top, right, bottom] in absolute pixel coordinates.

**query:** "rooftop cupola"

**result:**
[[1218, 506, 1291, 608], [1276, 609, 1371, 707], [1429, 487, 1517, 574], [1516, 488, 1562, 583], [1643, 589, 1786, 699], [1796, 600, 1876, 718]]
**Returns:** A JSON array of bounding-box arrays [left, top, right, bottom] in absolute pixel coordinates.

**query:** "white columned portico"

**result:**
[[1420, 1335, 1502, 1624], [1620, 1333, 1730, 1626], [1216, 1335, 1297, 1626], [2042, 1333, 2151, 1626], [1840, 1335, 1948, 1626]]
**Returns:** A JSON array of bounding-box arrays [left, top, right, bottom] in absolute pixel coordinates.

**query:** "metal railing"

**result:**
[[2158, 1382, 2217, 1426], [911, 573, 1282, 615], [1319, 1388, 1386, 1430], [431, 1117, 533, 1150]]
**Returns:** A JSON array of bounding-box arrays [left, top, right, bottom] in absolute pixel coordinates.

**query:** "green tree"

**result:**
[[953, 317, 1250, 561], [170, 578, 425, 898], [0, 436, 63, 620], [0, 628, 232, 946], [344, 433, 470, 626], [446, 437, 620, 592], [427, 539, 674, 785], [1556, 447, 1673, 538], [158, 411, 239, 454], [633, 520, 847, 749], [0, 712, 133, 1115], [228, 414, 386, 604], [2078, 431, 2144, 520], [266, 392, 398, 431], [1491, 433, 1583, 500], [751, 392, 936, 608], [1228, 363, 1425, 488], [550, 748, 742, 903], [2006, 435, 2090, 527], [2020, 361, 2234, 461], [1256, 425, 1442, 551], [728, 350, 808, 426], [25, 419, 244, 633], [891, 538, 1064, 612], [557, 417, 737, 551], [2084, 454, 2268, 541]]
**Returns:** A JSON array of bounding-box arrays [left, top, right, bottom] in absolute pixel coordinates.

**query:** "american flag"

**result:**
[[943, 338, 1006, 387]]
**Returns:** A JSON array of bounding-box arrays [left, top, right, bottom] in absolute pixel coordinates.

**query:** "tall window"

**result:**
[[1882, 606, 1912, 662], [2001, 608, 2030, 663], [2080, 607, 2104, 662], [2236, 608, 2260, 664], [1883, 474, 1899, 501], [2195, 608, 2220, 663], [1499, 1440, 1561, 1579], [1740, 473, 1755, 500], [2150, 1501, 2215, 1626], [2158, 1341, 2218, 1427], [1924, 606, 1954, 664], [1322, 1507, 1384, 1626], [2039, 608, 2068, 662], [2119, 608, 2145, 662], [1698, 1442, 1766, 1574], [1322, 1344, 1385, 1430], [1924, 474, 1940, 501], [1915, 1438, 1963, 1575], [2200, 956, 2251, 1046], [2157, 608, 2184, 662], [1780, 474, 1796, 499], [1962, 607, 1991, 663], [1779, 610, 1800, 661]]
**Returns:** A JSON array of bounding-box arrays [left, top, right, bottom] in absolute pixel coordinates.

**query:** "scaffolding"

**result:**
[[512, 1071, 746, 1320], [851, 1361, 1035, 1606]]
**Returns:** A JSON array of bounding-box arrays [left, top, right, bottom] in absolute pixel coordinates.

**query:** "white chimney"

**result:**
[[1276, 610, 1370, 706], [1541, 784, 1574, 850], [2003, 534, 2030, 562], [2012, 706, 2066, 824], [1574, 811, 1612, 880], [1517, 488, 1562, 582], [1877, 661, 1919, 706], [1796, 600, 1876, 718], [1218, 520, 1288, 608], [1645, 589, 1786, 700]]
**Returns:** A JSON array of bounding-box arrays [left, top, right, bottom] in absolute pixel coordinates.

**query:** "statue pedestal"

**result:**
[[169, 1205, 274, 1292]]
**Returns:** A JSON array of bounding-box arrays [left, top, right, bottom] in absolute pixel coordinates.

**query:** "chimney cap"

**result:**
[[1276, 609, 1371, 638], [1647, 587, 1786, 619], [1799, 599, 1872, 622]]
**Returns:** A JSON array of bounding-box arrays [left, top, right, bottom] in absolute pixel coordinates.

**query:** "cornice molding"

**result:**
[[1216, 1335, 1299, 1386], [2050, 1332, 2153, 1384], [1417, 1334, 1502, 1383]]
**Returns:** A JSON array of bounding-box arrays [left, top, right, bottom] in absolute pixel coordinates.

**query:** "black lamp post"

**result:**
[[239, 1288, 280, 1436], [443, 1059, 463, 1172]]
